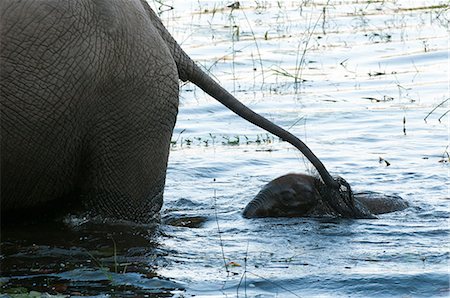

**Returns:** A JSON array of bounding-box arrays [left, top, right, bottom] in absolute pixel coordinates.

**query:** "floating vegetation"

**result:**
[[397, 4, 449, 12], [368, 70, 397, 77], [362, 96, 394, 102], [170, 133, 277, 148], [439, 145, 450, 163], [379, 157, 391, 166], [366, 32, 392, 43], [403, 116, 406, 135]]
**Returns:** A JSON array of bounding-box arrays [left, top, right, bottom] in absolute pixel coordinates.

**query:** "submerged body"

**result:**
[[243, 174, 409, 218]]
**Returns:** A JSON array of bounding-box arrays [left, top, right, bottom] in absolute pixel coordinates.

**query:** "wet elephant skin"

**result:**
[[243, 174, 409, 218], [1, 0, 340, 223]]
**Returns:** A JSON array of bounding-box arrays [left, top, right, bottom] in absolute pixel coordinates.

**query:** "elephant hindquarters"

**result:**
[[0, 124, 84, 212], [76, 8, 180, 222], [0, 0, 180, 223], [79, 78, 179, 222]]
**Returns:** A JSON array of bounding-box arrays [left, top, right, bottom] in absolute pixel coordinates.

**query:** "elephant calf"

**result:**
[[1, 0, 343, 223], [243, 174, 409, 218]]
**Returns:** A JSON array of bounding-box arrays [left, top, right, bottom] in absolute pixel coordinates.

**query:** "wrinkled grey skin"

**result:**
[[0, 0, 341, 223], [243, 174, 409, 218]]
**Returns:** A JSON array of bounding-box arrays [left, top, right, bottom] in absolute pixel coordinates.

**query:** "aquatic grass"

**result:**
[[236, 270, 303, 298], [396, 83, 416, 103], [403, 115, 406, 135], [170, 133, 276, 148], [110, 236, 118, 274], [239, 6, 266, 86], [362, 96, 394, 102], [366, 31, 392, 43], [85, 251, 115, 284], [236, 242, 249, 297], [195, 1, 235, 16], [213, 187, 230, 278], [151, 0, 174, 13], [83, 235, 122, 286], [271, 66, 308, 82], [439, 145, 450, 163], [424, 97, 449, 123], [379, 157, 391, 167], [269, 5, 324, 88], [212, 187, 304, 298], [171, 128, 186, 147], [397, 4, 450, 12], [437, 110, 449, 122], [294, 10, 322, 85], [223, 2, 266, 91]]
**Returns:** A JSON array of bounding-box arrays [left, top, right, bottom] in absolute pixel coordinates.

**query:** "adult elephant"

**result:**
[[0, 0, 340, 223]]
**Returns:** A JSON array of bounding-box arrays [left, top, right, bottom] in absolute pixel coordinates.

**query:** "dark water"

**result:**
[[1, 0, 449, 297]]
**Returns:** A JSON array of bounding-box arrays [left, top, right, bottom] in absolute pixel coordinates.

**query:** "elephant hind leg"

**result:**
[[78, 131, 171, 223], [77, 96, 176, 223], [80, 188, 164, 223], [75, 20, 179, 223]]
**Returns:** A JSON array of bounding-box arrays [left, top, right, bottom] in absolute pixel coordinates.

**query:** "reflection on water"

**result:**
[[1, 0, 449, 297], [0, 220, 183, 296]]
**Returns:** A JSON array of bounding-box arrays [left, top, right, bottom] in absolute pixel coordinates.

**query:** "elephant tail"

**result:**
[[189, 63, 340, 191], [140, 1, 339, 190], [187, 64, 339, 190]]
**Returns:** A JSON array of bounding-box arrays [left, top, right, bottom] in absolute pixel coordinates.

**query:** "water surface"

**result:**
[[1, 0, 449, 297]]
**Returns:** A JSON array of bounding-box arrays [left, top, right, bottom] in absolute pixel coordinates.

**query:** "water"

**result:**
[[1, 0, 449, 297]]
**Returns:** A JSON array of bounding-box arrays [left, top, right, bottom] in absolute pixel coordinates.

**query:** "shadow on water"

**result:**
[[0, 219, 183, 297]]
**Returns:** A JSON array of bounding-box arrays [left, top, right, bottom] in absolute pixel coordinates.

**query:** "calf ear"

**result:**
[[290, 181, 318, 206]]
